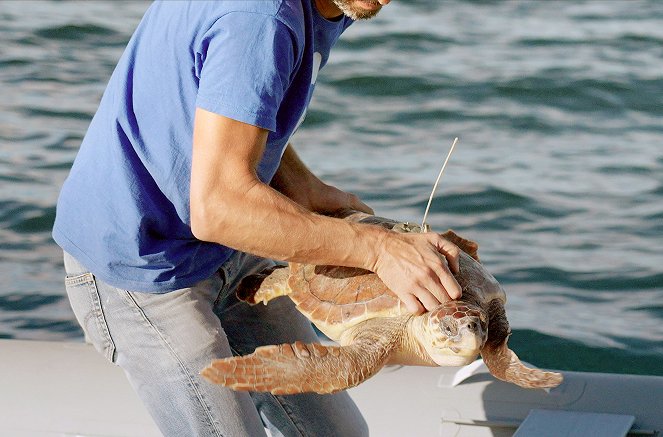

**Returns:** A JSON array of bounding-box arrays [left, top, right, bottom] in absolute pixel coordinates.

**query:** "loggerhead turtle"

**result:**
[[201, 211, 563, 394]]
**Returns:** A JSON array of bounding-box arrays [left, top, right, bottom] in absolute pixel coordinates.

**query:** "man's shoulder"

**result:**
[[150, 1, 303, 20], [200, 0, 284, 16], [174, 0, 306, 41], [198, 0, 307, 47], [213, 0, 306, 39], [186, 0, 304, 21]]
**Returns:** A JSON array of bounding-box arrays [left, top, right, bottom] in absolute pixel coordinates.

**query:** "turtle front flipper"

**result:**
[[201, 340, 390, 395], [481, 341, 563, 389], [236, 265, 290, 305], [481, 300, 563, 389], [201, 321, 399, 394]]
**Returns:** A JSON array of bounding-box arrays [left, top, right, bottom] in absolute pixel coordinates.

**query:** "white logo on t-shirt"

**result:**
[[311, 52, 322, 84], [289, 52, 323, 141]]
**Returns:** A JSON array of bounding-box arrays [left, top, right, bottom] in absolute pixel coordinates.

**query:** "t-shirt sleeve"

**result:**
[[195, 12, 297, 132]]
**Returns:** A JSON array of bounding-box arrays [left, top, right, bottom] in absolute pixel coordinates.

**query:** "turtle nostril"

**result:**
[[467, 322, 477, 331], [441, 319, 457, 337]]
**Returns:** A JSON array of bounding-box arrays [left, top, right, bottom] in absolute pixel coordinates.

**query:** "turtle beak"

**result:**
[[460, 319, 486, 348], [456, 322, 484, 352], [441, 316, 484, 341]]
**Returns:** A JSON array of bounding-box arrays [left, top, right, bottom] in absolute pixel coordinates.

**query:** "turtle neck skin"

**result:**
[[387, 315, 438, 366]]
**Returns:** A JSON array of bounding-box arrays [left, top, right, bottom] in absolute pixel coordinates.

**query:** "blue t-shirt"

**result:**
[[53, 0, 352, 292]]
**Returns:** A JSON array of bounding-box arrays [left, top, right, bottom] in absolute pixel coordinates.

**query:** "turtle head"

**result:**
[[418, 301, 488, 366]]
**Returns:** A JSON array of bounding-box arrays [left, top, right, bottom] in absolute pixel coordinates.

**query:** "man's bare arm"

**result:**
[[190, 108, 461, 313], [190, 109, 379, 266], [270, 143, 373, 214]]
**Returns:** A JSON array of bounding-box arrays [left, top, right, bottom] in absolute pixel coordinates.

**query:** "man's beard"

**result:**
[[331, 0, 382, 20]]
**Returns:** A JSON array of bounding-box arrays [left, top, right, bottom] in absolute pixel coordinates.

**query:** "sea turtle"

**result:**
[[201, 211, 563, 394]]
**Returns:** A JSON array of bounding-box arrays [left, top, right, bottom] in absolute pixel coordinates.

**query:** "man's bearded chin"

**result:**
[[332, 0, 382, 20]]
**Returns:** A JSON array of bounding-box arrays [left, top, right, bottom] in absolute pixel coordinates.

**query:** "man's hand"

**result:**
[[371, 231, 462, 314], [306, 180, 373, 215]]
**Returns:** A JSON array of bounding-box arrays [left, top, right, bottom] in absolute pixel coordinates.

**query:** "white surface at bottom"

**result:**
[[2, 340, 662, 437]]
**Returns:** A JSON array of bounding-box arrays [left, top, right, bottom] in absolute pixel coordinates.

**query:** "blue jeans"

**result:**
[[64, 251, 368, 437]]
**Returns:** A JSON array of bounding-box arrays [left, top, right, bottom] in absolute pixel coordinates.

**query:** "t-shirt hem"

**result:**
[[195, 96, 276, 132], [53, 227, 221, 293]]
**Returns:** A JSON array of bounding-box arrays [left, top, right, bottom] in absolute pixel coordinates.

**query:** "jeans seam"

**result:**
[[65, 272, 94, 287], [213, 267, 228, 308], [70, 273, 116, 362], [89, 280, 116, 362], [121, 290, 225, 437], [272, 395, 307, 437], [226, 346, 304, 437]]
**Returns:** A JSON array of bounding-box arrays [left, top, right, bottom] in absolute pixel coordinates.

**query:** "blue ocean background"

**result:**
[[1, 1, 661, 376]]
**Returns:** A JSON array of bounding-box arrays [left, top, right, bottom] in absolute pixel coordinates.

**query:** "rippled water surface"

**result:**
[[1, 1, 662, 376]]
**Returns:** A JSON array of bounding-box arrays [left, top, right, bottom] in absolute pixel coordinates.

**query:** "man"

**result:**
[[53, 0, 462, 435]]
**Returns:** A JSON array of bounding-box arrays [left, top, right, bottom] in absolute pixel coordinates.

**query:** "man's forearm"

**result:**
[[191, 172, 385, 270], [190, 109, 382, 269], [270, 143, 322, 210], [271, 143, 373, 215]]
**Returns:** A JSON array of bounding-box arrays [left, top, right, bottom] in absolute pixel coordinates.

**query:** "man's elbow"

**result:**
[[189, 199, 216, 243]]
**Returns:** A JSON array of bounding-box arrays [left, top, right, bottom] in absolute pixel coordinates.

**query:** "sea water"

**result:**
[[1, 0, 661, 376]]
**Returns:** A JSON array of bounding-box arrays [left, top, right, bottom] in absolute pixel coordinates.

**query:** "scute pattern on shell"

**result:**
[[454, 252, 506, 308], [284, 210, 508, 331], [287, 263, 404, 328]]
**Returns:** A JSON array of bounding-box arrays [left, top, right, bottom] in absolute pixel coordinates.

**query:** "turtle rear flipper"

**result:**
[[481, 341, 563, 389], [236, 265, 289, 305], [201, 339, 391, 395]]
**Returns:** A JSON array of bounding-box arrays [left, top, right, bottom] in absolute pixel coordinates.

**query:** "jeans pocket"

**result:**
[[65, 272, 117, 363]]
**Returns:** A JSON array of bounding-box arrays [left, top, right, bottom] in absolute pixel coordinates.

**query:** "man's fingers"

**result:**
[[376, 231, 463, 315], [347, 193, 374, 214], [430, 255, 462, 300], [400, 293, 425, 315], [433, 237, 461, 274], [438, 270, 462, 300], [415, 287, 446, 312], [415, 264, 451, 305], [424, 243, 462, 302]]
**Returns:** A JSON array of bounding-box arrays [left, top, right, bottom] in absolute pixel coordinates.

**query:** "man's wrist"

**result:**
[[355, 223, 389, 272]]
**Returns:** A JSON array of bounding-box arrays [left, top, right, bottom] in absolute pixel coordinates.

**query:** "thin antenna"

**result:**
[[421, 137, 459, 230]]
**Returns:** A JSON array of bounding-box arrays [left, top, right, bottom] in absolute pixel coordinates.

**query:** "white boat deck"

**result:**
[[1, 340, 661, 436]]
